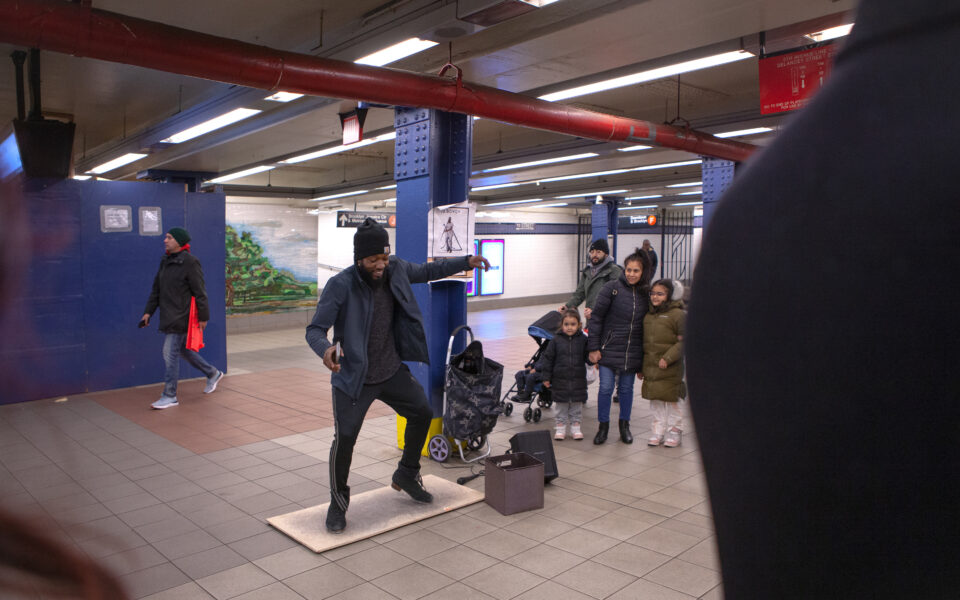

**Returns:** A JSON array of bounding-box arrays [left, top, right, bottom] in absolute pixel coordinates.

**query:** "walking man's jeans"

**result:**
[[597, 365, 635, 422], [162, 332, 218, 398]]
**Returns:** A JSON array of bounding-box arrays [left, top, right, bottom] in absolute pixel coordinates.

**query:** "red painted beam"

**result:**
[[0, 0, 757, 162]]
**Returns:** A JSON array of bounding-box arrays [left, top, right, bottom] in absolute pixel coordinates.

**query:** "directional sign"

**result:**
[[336, 211, 396, 228]]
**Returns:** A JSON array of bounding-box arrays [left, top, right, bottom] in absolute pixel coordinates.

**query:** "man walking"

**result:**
[[141, 227, 223, 409], [306, 218, 489, 534], [559, 238, 622, 321]]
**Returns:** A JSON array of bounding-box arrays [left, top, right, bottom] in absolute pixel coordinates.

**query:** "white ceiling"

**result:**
[[0, 0, 858, 211]]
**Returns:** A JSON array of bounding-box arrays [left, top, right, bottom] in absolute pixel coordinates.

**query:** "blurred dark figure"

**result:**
[[0, 174, 129, 598], [687, 1, 960, 599]]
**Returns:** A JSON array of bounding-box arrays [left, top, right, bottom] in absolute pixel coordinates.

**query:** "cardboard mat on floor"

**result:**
[[267, 474, 484, 552]]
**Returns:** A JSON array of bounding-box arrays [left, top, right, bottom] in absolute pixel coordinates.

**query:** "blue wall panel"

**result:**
[[1, 179, 226, 404]]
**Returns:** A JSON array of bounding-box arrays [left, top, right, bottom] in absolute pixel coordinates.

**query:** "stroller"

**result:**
[[427, 325, 504, 463], [500, 310, 559, 423]]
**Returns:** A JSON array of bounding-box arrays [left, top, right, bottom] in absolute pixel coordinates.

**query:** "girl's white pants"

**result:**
[[649, 399, 684, 436]]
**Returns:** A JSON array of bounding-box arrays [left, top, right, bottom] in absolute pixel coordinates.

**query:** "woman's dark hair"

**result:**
[[559, 308, 582, 331], [623, 247, 652, 287], [651, 278, 675, 300]]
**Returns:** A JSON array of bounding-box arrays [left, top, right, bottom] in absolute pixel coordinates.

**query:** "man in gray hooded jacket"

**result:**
[[559, 238, 623, 321], [306, 218, 489, 533]]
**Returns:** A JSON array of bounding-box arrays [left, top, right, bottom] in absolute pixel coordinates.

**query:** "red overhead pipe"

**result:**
[[0, 0, 757, 162]]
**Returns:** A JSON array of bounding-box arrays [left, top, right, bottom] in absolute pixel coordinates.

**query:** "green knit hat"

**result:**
[[168, 227, 191, 246]]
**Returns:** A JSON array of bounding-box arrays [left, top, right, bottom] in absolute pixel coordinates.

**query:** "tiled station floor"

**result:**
[[0, 304, 722, 600]]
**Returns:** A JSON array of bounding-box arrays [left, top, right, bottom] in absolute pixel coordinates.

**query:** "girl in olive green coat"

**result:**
[[641, 279, 686, 447]]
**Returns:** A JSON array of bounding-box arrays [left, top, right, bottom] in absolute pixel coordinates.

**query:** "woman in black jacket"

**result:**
[[541, 309, 590, 440], [586, 248, 650, 444]]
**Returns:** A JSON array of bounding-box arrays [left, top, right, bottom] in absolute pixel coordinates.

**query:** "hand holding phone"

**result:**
[[333, 342, 342, 364]]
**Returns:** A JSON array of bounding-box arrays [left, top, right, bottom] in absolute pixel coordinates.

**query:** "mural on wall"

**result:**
[[225, 205, 318, 315]]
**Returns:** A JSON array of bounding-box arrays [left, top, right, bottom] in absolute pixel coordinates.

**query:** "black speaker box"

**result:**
[[508, 430, 558, 483], [11, 119, 76, 180]]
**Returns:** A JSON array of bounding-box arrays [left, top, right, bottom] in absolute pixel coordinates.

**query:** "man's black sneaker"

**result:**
[[391, 468, 433, 503], [325, 501, 346, 533]]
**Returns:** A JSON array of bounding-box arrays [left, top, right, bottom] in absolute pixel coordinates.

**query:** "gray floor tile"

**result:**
[[461, 563, 545, 600], [229, 530, 298, 561], [254, 546, 330, 580], [153, 529, 223, 560], [173, 545, 249, 580], [627, 525, 701, 557], [197, 563, 276, 600], [205, 515, 273, 544], [119, 562, 193, 599], [234, 581, 307, 600], [419, 582, 496, 600], [337, 545, 413, 580], [99, 544, 168, 576], [544, 528, 619, 559], [420, 544, 500, 580], [553, 559, 637, 599], [607, 578, 696, 600], [425, 514, 497, 545], [645, 559, 722, 598], [284, 563, 366, 600], [141, 581, 216, 600], [382, 527, 458, 561], [371, 563, 456, 600], [464, 529, 540, 561], [593, 542, 671, 577], [508, 543, 585, 579], [513, 580, 594, 600], [507, 513, 576, 543]]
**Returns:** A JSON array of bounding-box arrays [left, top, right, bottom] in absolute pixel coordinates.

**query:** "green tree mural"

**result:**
[[225, 225, 317, 314]]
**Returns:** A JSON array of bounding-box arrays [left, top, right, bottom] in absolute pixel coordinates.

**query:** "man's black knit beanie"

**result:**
[[354, 217, 390, 262]]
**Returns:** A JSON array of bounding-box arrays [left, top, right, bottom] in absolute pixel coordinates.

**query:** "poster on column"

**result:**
[[428, 201, 475, 280]]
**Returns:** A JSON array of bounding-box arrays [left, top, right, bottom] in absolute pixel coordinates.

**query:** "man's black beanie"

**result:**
[[354, 217, 390, 262], [589, 238, 610, 254]]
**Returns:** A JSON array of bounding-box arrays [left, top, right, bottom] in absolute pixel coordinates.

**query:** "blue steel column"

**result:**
[[591, 196, 621, 259], [394, 107, 472, 445], [701, 157, 736, 229]]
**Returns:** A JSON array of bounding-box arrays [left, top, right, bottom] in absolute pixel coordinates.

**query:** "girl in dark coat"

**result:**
[[587, 248, 650, 444], [541, 309, 590, 440]]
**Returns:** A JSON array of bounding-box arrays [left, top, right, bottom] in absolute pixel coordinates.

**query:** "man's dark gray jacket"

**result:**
[[143, 251, 210, 334], [306, 255, 471, 400]]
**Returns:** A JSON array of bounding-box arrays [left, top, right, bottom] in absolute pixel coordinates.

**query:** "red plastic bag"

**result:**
[[186, 297, 204, 352]]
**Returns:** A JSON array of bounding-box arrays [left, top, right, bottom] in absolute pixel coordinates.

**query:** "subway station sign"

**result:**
[[336, 211, 396, 228]]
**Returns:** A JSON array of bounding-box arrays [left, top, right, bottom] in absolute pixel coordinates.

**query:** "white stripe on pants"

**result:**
[[649, 399, 683, 437]]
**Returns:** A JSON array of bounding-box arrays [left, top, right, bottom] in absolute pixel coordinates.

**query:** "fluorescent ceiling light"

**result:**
[[377, 184, 398, 190], [539, 168, 631, 183], [281, 131, 396, 164], [807, 23, 853, 42], [533, 202, 568, 208], [161, 108, 261, 143], [485, 198, 544, 207], [311, 189, 369, 202], [355, 37, 439, 67], [620, 204, 659, 210], [554, 189, 628, 199], [472, 181, 531, 191], [633, 159, 701, 172], [666, 181, 702, 188], [264, 91, 304, 102], [715, 127, 772, 138], [208, 165, 275, 184], [539, 50, 753, 102], [673, 201, 703, 206], [72, 175, 92, 180], [626, 194, 662, 200], [482, 153, 598, 173], [87, 153, 148, 174], [383, 197, 397, 203], [617, 145, 652, 152], [677, 191, 701, 196]]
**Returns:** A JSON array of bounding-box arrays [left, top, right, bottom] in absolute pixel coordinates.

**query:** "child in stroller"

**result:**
[[500, 310, 560, 422]]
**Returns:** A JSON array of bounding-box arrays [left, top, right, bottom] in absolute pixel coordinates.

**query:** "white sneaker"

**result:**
[[647, 434, 662, 446], [571, 422, 583, 440], [663, 428, 682, 447], [203, 370, 224, 394], [554, 424, 566, 440], [151, 396, 179, 410]]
